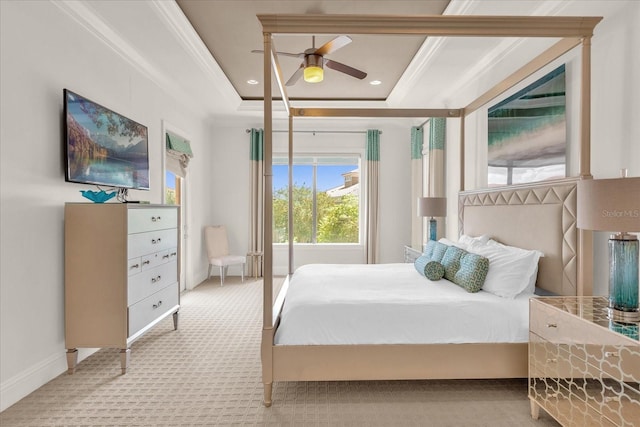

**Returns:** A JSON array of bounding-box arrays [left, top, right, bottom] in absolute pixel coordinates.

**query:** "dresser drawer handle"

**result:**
[[546, 323, 557, 328], [142, 260, 150, 265], [604, 351, 619, 358], [151, 275, 161, 283], [546, 358, 557, 363], [162, 254, 170, 260], [151, 216, 162, 222], [604, 396, 620, 403], [151, 238, 162, 244], [153, 300, 163, 309], [170, 252, 177, 257], [130, 263, 139, 269]]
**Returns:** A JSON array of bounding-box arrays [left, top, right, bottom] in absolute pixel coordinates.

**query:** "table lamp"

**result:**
[[417, 197, 447, 241], [577, 174, 640, 322]]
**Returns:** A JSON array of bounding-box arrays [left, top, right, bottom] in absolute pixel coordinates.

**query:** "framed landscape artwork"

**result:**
[[487, 64, 566, 187]]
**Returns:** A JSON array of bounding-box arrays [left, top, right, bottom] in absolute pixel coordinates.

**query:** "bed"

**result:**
[[263, 179, 586, 405], [258, 14, 600, 407], [275, 263, 532, 346]]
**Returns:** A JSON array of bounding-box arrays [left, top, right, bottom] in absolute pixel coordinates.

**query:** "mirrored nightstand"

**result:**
[[403, 245, 421, 263], [529, 296, 640, 426]]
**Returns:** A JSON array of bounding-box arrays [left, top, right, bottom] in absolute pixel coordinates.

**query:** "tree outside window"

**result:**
[[273, 156, 360, 244]]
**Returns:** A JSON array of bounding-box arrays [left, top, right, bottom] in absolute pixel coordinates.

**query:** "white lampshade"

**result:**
[[417, 197, 447, 218], [577, 177, 640, 232]]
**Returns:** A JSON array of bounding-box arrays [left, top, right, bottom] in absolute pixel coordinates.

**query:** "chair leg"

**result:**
[[241, 263, 245, 283], [207, 264, 212, 279], [219, 266, 224, 286]]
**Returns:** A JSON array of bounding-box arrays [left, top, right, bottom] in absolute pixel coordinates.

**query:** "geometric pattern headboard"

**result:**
[[459, 178, 579, 296]]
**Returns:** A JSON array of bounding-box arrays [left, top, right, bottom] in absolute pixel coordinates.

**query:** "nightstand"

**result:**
[[404, 245, 421, 263], [529, 296, 639, 426]]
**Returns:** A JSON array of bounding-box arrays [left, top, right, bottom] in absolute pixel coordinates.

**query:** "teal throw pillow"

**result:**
[[414, 254, 431, 277], [423, 240, 437, 260], [430, 241, 449, 263]]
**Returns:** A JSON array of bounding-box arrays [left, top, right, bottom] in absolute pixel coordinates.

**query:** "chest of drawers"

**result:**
[[529, 297, 639, 426], [64, 203, 180, 374]]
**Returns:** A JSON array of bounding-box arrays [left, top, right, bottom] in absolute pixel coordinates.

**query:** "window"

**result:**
[[273, 155, 360, 244], [165, 170, 181, 205]]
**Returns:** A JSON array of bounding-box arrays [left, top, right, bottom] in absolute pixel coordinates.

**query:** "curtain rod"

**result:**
[[245, 129, 381, 135]]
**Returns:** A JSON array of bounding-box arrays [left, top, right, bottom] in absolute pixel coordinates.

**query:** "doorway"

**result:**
[[163, 122, 192, 292]]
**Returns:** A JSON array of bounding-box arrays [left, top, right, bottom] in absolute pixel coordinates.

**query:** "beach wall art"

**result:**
[[487, 64, 566, 186]]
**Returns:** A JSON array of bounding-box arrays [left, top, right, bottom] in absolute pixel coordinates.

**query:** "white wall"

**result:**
[[0, 1, 214, 411], [445, 1, 640, 296]]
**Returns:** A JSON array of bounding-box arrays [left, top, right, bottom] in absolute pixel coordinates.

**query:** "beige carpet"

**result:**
[[1, 277, 559, 426]]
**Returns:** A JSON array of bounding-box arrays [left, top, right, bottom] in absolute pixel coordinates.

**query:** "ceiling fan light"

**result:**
[[304, 66, 323, 83]]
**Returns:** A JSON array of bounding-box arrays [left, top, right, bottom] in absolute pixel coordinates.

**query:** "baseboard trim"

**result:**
[[1, 348, 97, 412]]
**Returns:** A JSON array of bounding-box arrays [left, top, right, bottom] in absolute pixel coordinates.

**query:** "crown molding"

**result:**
[[388, 0, 578, 108], [150, 1, 242, 110], [50, 0, 228, 119], [386, 0, 474, 107]]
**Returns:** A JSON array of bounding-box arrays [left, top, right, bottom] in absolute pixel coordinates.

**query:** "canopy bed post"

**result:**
[[261, 31, 274, 407], [578, 35, 594, 296], [459, 111, 465, 192], [288, 114, 294, 275], [580, 36, 593, 180]]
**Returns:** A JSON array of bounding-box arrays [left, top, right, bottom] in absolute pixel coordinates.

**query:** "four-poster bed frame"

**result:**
[[259, 14, 601, 407]]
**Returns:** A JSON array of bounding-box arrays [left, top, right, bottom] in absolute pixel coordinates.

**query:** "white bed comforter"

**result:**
[[274, 263, 530, 345]]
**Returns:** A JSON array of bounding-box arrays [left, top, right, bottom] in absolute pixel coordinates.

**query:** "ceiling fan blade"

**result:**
[[285, 65, 304, 86], [314, 35, 352, 56], [325, 59, 367, 80], [251, 50, 303, 59]]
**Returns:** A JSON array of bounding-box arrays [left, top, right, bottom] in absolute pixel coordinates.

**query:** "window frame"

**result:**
[[272, 152, 363, 245]]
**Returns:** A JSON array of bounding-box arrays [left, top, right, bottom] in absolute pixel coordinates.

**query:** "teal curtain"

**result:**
[[249, 129, 264, 277], [250, 128, 264, 161], [365, 130, 380, 263], [410, 126, 424, 249], [427, 118, 446, 240]]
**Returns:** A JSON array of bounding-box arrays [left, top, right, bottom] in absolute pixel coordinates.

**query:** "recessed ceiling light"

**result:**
[[370, 80, 382, 86], [247, 79, 259, 85]]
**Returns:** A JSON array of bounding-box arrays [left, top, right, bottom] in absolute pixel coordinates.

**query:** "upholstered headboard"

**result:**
[[459, 179, 579, 297]]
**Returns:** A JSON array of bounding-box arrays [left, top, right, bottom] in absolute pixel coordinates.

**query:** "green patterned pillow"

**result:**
[[453, 252, 490, 293], [424, 261, 445, 281], [414, 255, 445, 281], [441, 246, 465, 282]]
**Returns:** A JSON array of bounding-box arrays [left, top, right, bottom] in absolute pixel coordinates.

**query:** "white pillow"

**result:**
[[487, 240, 543, 296], [439, 235, 489, 252], [458, 234, 491, 249], [468, 240, 543, 298], [437, 237, 466, 250]]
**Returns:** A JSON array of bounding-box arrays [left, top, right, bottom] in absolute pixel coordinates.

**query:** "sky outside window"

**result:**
[[273, 164, 357, 190]]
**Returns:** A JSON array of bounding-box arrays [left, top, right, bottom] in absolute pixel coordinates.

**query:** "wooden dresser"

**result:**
[[64, 203, 180, 374], [529, 296, 639, 426]]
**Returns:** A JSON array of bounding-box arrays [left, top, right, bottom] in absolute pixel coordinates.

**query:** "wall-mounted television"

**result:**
[[64, 89, 150, 190]]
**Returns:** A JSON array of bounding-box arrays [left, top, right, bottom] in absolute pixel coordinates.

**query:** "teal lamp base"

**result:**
[[608, 233, 639, 322], [429, 218, 437, 241]]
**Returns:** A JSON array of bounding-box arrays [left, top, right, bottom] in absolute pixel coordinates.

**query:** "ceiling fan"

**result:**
[[252, 35, 367, 86]]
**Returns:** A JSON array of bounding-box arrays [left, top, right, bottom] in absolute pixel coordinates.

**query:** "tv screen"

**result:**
[[64, 89, 149, 190]]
